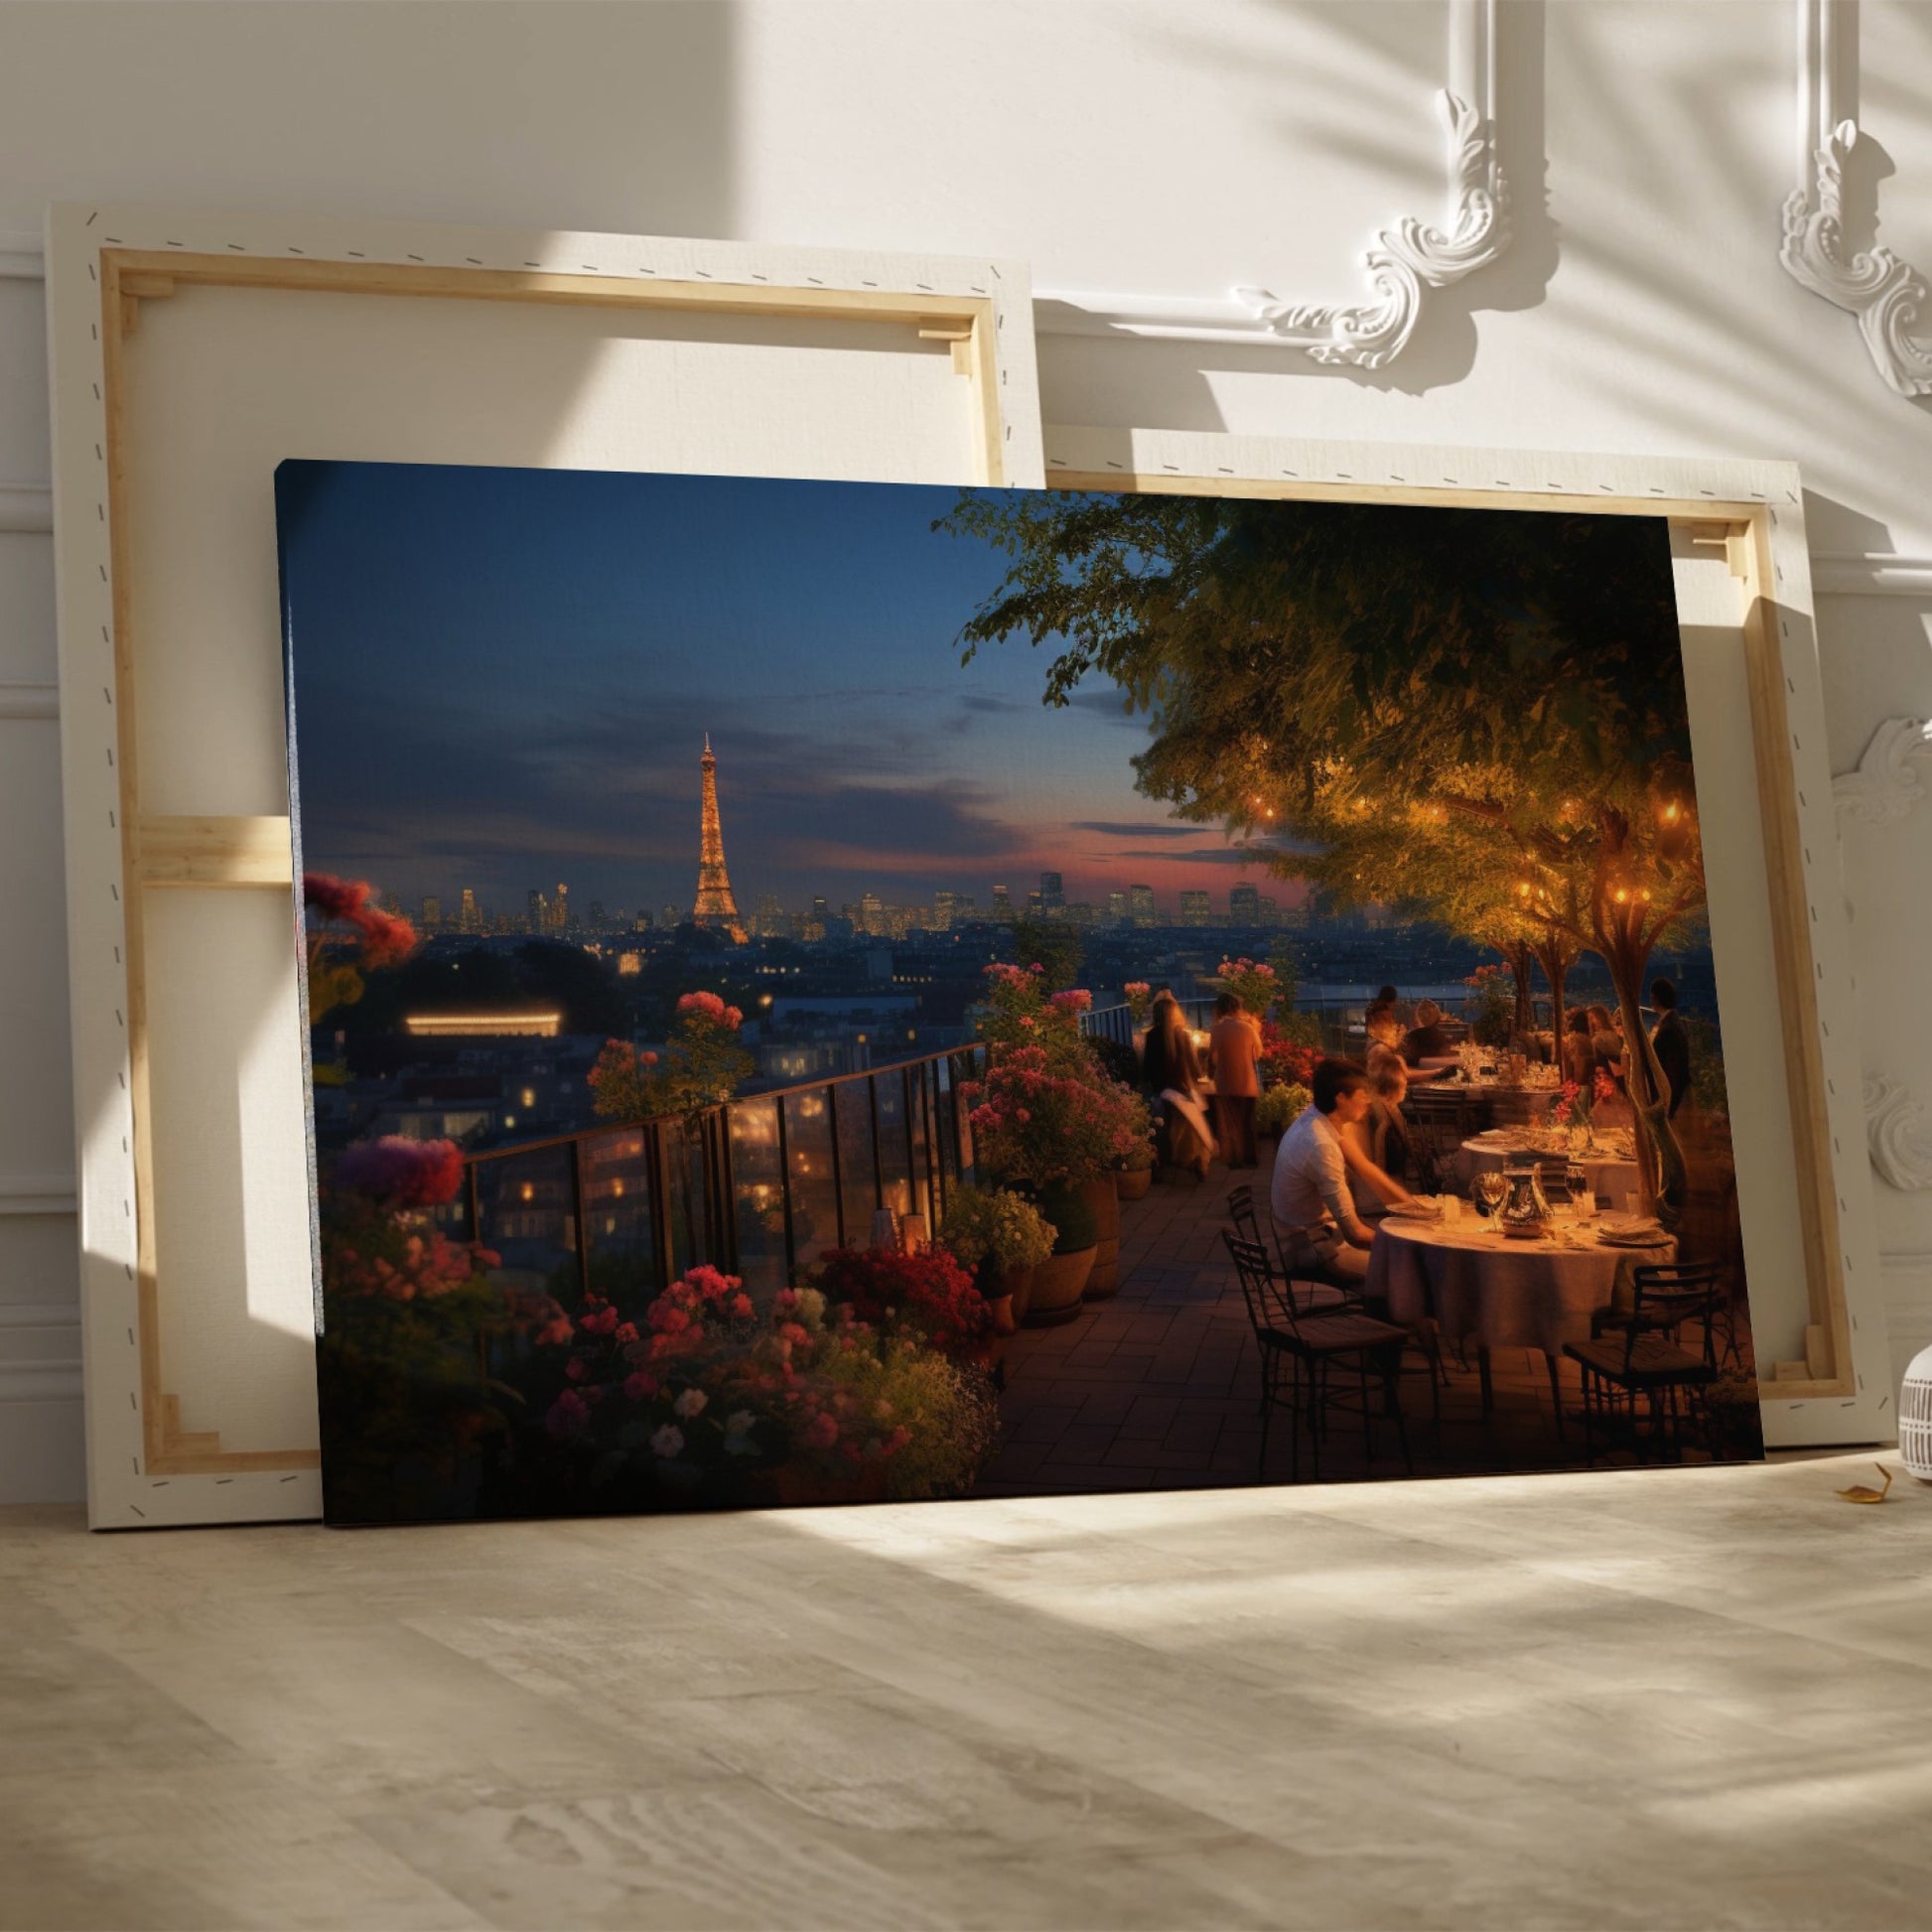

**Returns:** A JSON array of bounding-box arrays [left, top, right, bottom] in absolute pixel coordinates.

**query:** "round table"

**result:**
[[1454, 1137, 1641, 1208], [1366, 1213, 1675, 1425]]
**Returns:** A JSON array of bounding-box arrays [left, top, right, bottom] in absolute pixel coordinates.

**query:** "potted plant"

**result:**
[[937, 1185, 1055, 1331], [1116, 1134, 1156, 1201], [1255, 1080, 1311, 1146]]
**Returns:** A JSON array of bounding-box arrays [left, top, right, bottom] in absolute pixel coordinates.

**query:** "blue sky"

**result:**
[[278, 462, 1302, 919]]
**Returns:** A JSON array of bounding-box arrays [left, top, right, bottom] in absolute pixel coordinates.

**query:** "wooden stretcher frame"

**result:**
[[1041, 425, 1889, 1449], [46, 202, 1043, 1526]]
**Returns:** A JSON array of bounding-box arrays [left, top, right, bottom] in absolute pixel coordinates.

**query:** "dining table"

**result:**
[[1454, 1134, 1642, 1209], [1365, 1207, 1676, 1432]]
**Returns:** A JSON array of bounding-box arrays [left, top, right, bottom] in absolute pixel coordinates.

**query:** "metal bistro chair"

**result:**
[[1565, 1262, 1724, 1461], [1224, 1183, 1357, 1315], [1223, 1232, 1414, 1483]]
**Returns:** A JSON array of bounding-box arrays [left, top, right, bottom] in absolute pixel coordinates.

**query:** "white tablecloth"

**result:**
[[1367, 1215, 1675, 1356], [1454, 1138, 1641, 1206]]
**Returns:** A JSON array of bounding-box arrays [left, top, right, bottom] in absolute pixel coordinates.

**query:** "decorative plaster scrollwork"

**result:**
[[1833, 717, 1932, 825], [1233, 92, 1509, 369], [1035, 0, 1509, 363], [1781, 1, 1932, 399], [1864, 1074, 1932, 1191]]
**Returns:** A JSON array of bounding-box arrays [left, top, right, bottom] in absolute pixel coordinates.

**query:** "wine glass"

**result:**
[[1472, 1172, 1508, 1218]]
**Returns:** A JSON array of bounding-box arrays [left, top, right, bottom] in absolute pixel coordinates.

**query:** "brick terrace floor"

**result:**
[[970, 1165, 1702, 1496]]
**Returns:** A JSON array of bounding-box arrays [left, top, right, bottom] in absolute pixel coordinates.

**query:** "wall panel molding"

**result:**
[[0, 482, 54, 532], [0, 1302, 82, 1408], [1811, 552, 1932, 597], [1780, 0, 1932, 399], [0, 1174, 79, 1217], [1035, 0, 1508, 365]]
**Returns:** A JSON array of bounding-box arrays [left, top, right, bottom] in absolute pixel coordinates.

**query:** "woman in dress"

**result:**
[[1561, 1008, 1595, 1088], [1347, 1054, 1416, 1216], [1143, 991, 1214, 1179], [1364, 985, 1404, 1053]]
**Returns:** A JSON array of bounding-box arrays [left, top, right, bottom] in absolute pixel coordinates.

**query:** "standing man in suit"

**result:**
[[1649, 977, 1692, 1119]]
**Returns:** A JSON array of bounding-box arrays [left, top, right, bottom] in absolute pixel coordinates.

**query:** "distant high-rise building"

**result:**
[[1129, 884, 1156, 926], [526, 888, 546, 933], [1039, 871, 1064, 911], [1230, 884, 1260, 925], [1026, 890, 1043, 915], [990, 884, 1012, 920], [1179, 890, 1211, 927], [859, 892, 886, 936], [551, 883, 570, 934], [811, 896, 829, 924], [661, 902, 681, 929], [458, 888, 481, 933], [755, 892, 784, 937], [933, 890, 960, 930], [421, 895, 442, 931], [1106, 890, 1127, 925], [693, 736, 749, 942], [588, 898, 606, 931]]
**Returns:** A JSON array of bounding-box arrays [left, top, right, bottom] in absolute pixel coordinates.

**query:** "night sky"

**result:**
[[277, 462, 1307, 920]]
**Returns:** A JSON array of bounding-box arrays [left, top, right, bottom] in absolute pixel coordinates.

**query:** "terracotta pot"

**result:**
[[1078, 1175, 1122, 1300], [1116, 1166, 1153, 1201], [994, 1263, 1035, 1327], [1025, 1245, 1094, 1324]]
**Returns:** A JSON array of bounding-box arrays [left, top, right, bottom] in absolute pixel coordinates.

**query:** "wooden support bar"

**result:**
[[119, 272, 178, 300], [136, 814, 295, 888]]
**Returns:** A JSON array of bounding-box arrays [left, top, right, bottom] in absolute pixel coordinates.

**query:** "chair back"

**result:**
[[1223, 1230, 1306, 1340], [1226, 1182, 1262, 1248], [1623, 1262, 1723, 1372]]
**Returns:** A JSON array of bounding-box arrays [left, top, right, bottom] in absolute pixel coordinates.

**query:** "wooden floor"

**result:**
[[5, 1453, 1931, 1929]]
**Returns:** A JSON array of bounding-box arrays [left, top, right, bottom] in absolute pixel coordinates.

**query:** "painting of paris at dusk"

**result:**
[[279, 460, 1763, 1526]]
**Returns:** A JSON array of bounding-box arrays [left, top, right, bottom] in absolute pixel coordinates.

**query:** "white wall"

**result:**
[[3, 0, 1929, 1501]]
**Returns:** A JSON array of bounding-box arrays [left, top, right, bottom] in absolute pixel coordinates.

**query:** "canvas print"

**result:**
[[279, 461, 1763, 1524]]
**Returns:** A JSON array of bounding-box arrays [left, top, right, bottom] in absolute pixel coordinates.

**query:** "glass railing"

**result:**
[[454, 1043, 985, 1306]]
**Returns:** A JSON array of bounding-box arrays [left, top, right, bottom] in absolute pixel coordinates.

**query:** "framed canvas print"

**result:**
[[278, 435, 1875, 1524], [44, 202, 1042, 1527]]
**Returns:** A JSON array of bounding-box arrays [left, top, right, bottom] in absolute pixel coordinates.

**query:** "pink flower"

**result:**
[[731, 1294, 755, 1319], [673, 1387, 708, 1419], [564, 1358, 588, 1382], [614, 1321, 639, 1345], [650, 1424, 685, 1457], [803, 1413, 839, 1449], [621, 1370, 658, 1402]]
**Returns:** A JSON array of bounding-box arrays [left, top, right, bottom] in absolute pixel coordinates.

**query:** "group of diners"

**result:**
[[1140, 985, 1268, 1179], [1368, 976, 1697, 1120]]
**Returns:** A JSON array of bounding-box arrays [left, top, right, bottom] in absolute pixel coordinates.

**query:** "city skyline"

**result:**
[[277, 463, 1315, 917]]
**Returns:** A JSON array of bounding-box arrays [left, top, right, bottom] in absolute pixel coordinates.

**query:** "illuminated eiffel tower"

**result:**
[[692, 735, 748, 942]]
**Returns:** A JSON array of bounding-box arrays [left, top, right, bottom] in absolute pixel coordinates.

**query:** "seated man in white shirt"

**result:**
[[1271, 1058, 1415, 1284]]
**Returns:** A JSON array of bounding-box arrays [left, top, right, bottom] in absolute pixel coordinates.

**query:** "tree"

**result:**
[[942, 490, 1705, 1224]]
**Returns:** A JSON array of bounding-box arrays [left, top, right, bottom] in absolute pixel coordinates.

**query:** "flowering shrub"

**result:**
[[588, 990, 754, 1123], [315, 1133, 511, 1521], [962, 1045, 1146, 1188], [973, 961, 1092, 1075], [534, 1264, 997, 1504], [1212, 957, 1280, 1023], [1122, 981, 1153, 1026], [1259, 1024, 1321, 1091], [1464, 961, 1516, 1047], [812, 1246, 990, 1358], [304, 872, 418, 1025], [1255, 1081, 1312, 1138], [937, 1185, 1056, 1275]]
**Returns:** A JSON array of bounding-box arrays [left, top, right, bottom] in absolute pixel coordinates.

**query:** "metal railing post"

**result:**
[[774, 1095, 797, 1286], [569, 1136, 590, 1302], [867, 1074, 885, 1211], [825, 1084, 846, 1249], [645, 1118, 674, 1291]]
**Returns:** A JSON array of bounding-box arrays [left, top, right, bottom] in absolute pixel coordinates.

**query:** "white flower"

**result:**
[[793, 1287, 827, 1330], [723, 1410, 758, 1456], [649, 1425, 685, 1458], [673, 1387, 708, 1419]]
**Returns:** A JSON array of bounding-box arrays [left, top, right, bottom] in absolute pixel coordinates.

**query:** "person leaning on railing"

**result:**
[[1270, 1058, 1416, 1285]]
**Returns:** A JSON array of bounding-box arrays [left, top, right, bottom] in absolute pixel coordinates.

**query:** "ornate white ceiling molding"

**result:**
[[1780, 0, 1932, 399], [1035, 0, 1509, 365], [1864, 1075, 1932, 1192], [1834, 716, 1932, 825]]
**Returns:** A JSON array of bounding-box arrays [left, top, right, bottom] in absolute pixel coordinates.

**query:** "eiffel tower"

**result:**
[[692, 735, 748, 942]]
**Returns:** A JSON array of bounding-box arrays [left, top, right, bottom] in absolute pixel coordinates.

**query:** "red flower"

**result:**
[[304, 873, 417, 967], [332, 1136, 465, 1208]]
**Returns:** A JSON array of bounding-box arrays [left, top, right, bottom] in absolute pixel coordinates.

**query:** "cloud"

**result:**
[[1069, 820, 1199, 840]]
